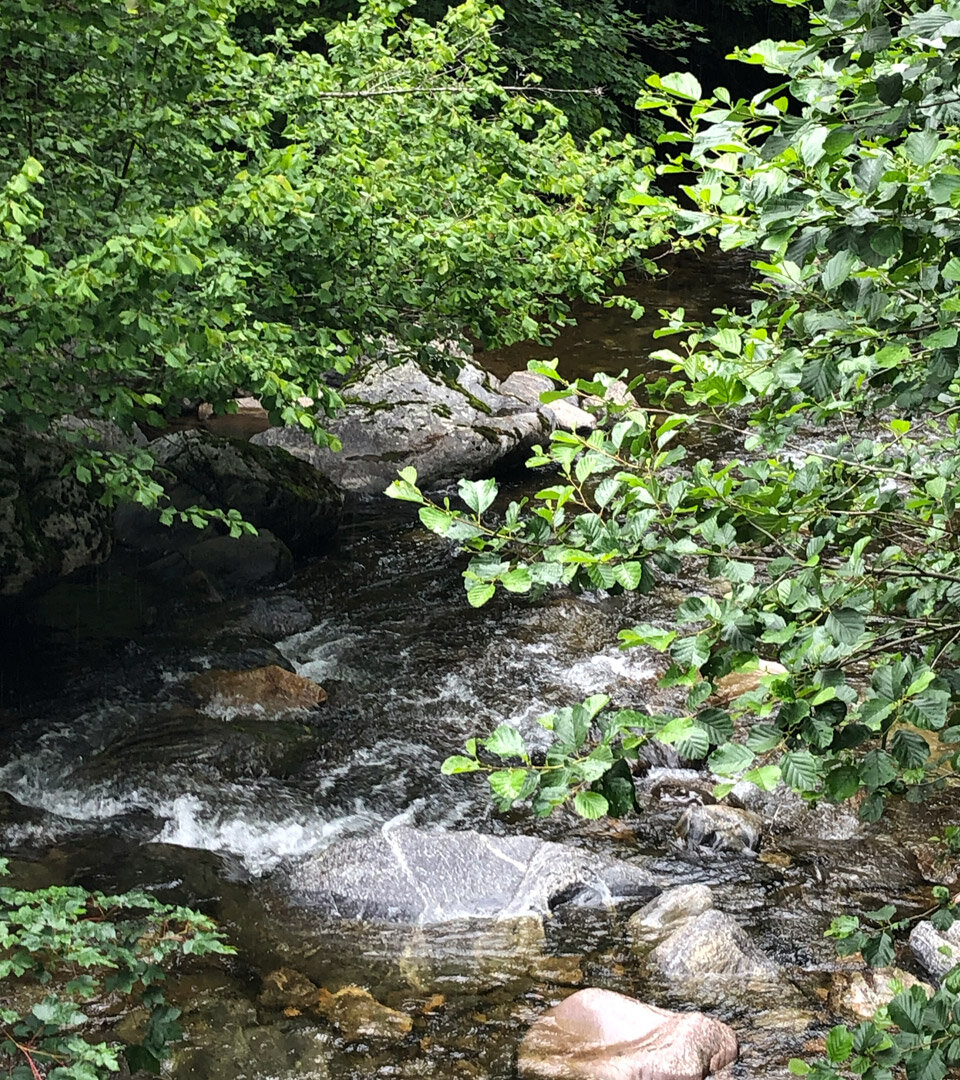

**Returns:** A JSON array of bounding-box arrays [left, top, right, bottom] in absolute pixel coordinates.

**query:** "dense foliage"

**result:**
[[0, 858, 233, 1079], [391, 0, 960, 828], [0, 0, 669, 511], [235, 0, 705, 138]]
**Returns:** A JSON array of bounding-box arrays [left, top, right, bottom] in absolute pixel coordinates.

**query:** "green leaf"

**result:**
[[904, 129, 940, 167], [619, 624, 676, 651], [501, 567, 533, 593], [467, 583, 496, 608], [441, 755, 481, 774], [824, 765, 861, 801], [458, 478, 498, 515], [483, 725, 527, 760], [825, 1025, 854, 1064], [708, 741, 756, 776], [670, 634, 711, 669], [859, 749, 897, 790], [674, 724, 711, 760], [746, 724, 782, 752], [942, 257, 960, 281], [419, 505, 451, 534], [488, 769, 528, 803], [890, 729, 930, 769], [797, 125, 831, 167], [654, 71, 703, 101], [821, 249, 857, 291], [781, 750, 820, 792], [573, 791, 609, 819], [826, 608, 866, 646], [861, 930, 895, 967], [742, 764, 782, 790]]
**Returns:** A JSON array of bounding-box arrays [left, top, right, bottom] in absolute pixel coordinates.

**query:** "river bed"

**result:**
[[0, 250, 952, 1079]]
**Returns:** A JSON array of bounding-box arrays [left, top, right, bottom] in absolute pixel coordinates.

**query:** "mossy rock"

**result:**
[[0, 430, 112, 597]]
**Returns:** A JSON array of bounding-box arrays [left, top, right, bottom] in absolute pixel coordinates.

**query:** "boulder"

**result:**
[[53, 415, 148, 451], [648, 909, 783, 982], [68, 703, 323, 783], [180, 529, 293, 590], [910, 919, 960, 979], [628, 885, 715, 948], [279, 826, 657, 924], [676, 804, 763, 854], [116, 429, 343, 559], [829, 967, 932, 1021], [189, 665, 326, 718], [0, 430, 112, 597], [517, 988, 737, 1080], [726, 779, 859, 841], [252, 359, 549, 496], [499, 371, 597, 434]]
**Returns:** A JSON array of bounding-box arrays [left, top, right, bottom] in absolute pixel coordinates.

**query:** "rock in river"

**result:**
[[676, 803, 763, 854], [517, 987, 737, 1080], [648, 909, 783, 983], [253, 358, 549, 496], [189, 664, 326, 718], [910, 918, 960, 979], [279, 826, 656, 924], [628, 884, 715, 948]]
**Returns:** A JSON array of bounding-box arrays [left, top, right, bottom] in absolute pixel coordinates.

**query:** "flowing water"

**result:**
[[0, 249, 951, 1079]]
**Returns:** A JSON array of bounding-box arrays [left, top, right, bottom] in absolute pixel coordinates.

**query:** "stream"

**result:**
[[0, 250, 951, 1079]]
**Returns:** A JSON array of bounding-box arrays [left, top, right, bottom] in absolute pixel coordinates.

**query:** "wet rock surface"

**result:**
[[498, 371, 597, 433], [676, 804, 763, 854], [828, 966, 932, 1021], [628, 885, 715, 948], [258, 969, 413, 1041], [112, 429, 343, 591], [517, 988, 738, 1080], [647, 909, 784, 983], [131, 429, 343, 556], [279, 826, 657, 924], [910, 919, 960, 978]]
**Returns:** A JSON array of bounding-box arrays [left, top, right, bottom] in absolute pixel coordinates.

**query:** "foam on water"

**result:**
[[154, 794, 372, 875]]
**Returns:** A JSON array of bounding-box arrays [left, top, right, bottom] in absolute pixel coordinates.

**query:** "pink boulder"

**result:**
[[518, 988, 737, 1080]]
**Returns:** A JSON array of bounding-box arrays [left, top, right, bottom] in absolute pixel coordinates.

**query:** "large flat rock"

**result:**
[[279, 826, 656, 925]]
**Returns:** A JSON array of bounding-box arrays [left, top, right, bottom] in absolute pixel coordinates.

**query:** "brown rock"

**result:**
[[258, 967, 323, 1011], [517, 988, 737, 1080], [829, 967, 932, 1022], [710, 661, 788, 705], [314, 985, 413, 1042], [190, 664, 326, 717]]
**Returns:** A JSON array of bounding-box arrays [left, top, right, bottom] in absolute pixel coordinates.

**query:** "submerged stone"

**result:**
[[279, 826, 656, 925], [189, 664, 326, 718], [648, 909, 784, 987], [517, 987, 737, 1080], [676, 804, 763, 854], [313, 985, 413, 1042], [628, 885, 715, 948]]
